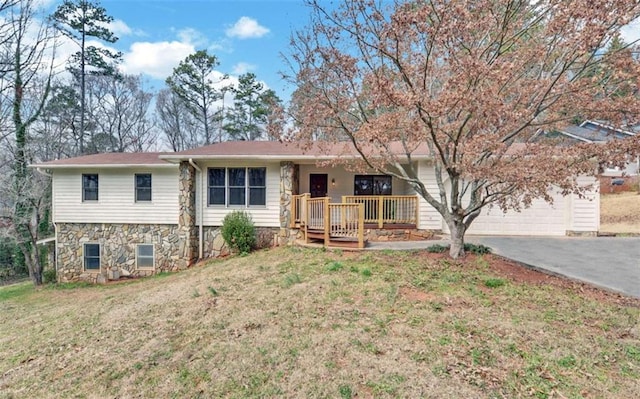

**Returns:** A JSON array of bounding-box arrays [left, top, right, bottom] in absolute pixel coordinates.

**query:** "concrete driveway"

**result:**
[[469, 236, 640, 298]]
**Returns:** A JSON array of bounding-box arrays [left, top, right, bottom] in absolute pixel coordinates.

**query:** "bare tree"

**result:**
[[85, 74, 155, 152], [155, 88, 199, 151], [0, 0, 56, 285]]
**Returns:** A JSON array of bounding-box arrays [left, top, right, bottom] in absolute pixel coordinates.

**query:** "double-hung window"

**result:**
[[82, 174, 99, 201], [84, 243, 100, 271], [135, 173, 152, 202], [207, 167, 266, 207]]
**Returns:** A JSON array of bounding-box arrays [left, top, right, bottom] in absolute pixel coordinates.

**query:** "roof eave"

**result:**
[[28, 163, 178, 169]]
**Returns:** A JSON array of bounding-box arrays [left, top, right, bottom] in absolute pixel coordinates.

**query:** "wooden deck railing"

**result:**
[[306, 197, 329, 231], [342, 195, 418, 228], [328, 203, 365, 248], [289, 193, 417, 248], [291, 193, 310, 227]]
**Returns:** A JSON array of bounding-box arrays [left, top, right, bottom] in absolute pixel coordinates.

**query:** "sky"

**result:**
[[44, 0, 317, 103], [37, 0, 640, 105]]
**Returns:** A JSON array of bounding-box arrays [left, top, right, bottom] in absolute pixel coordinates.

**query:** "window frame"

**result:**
[[82, 174, 99, 202], [207, 167, 267, 207], [136, 244, 155, 270], [134, 173, 152, 203], [83, 243, 100, 271], [354, 175, 392, 196]]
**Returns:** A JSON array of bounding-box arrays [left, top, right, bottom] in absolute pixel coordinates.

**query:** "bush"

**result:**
[[464, 243, 492, 255], [426, 244, 448, 253], [43, 268, 57, 284], [221, 211, 256, 255]]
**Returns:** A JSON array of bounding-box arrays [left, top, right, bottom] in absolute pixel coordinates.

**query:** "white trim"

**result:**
[[28, 163, 177, 170], [83, 242, 101, 272], [135, 244, 155, 270], [36, 236, 56, 245]]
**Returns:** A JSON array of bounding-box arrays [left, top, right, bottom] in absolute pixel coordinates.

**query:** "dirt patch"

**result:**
[[600, 191, 640, 234]]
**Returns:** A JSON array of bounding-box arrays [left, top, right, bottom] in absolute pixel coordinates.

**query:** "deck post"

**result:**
[[324, 198, 330, 245], [358, 203, 365, 248], [378, 196, 384, 228]]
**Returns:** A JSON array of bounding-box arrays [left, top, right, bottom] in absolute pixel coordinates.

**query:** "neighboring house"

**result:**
[[554, 120, 639, 177], [30, 141, 599, 283]]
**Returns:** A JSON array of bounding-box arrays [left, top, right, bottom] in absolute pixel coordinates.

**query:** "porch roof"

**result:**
[[159, 140, 433, 162]]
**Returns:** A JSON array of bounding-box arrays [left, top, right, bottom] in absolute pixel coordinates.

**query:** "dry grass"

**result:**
[[600, 191, 640, 234], [1, 247, 639, 399]]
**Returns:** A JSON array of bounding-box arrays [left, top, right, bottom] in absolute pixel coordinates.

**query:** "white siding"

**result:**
[[568, 176, 600, 232], [197, 161, 280, 227], [416, 161, 444, 230], [53, 167, 179, 224]]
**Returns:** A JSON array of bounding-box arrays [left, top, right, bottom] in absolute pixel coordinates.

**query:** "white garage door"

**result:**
[[444, 195, 567, 236]]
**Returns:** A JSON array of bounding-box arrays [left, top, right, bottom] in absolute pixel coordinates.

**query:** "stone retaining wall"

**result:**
[[365, 228, 435, 242]]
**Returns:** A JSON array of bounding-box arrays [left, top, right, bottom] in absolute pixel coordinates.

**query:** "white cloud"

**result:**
[[232, 62, 256, 75], [225, 17, 269, 39], [109, 19, 132, 36], [121, 41, 195, 80], [176, 27, 208, 47]]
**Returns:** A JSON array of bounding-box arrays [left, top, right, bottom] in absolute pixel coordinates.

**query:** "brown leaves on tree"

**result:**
[[287, 0, 640, 257]]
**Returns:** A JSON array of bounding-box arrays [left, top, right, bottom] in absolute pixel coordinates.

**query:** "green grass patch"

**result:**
[[0, 282, 33, 301]]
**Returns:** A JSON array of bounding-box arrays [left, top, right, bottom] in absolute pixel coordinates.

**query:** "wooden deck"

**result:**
[[291, 194, 419, 249]]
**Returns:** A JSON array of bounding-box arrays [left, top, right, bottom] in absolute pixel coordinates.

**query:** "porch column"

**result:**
[[178, 161, 198, 268], [279, 161, 299, 238]]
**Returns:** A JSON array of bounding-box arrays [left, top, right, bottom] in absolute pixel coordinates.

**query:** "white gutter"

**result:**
[[188, 158, 204, 260], [35, 167, 52, 176], [159, 154, 434, 162], [29, 163, 177, 170]]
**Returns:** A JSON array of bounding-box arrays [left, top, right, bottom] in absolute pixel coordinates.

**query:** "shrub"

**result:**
[[464, 243, 492, 255], [426, 244, 448, 253], [43, 268, 57, 284], [221, 211, 256, 254]]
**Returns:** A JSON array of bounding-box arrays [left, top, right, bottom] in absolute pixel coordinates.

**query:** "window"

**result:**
[[354, 175, 392, 195], [135, 173, 152, 202], [136, 244, 154, 269], [207, 167, 267, 207], [248, 168, 266, 206], [84, 243, 100, 271], [228, 168, 246, 206], [82, 174, 99, 201], [208, 168, 226, 205]]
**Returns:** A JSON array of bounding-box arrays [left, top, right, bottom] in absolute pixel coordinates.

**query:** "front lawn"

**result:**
[[0, 247, 638, 398]]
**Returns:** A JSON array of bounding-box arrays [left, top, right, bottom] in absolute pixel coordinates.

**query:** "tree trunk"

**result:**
[[447, 218, 466, 259]]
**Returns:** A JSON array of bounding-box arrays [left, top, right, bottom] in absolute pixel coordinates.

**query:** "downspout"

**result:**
[[188, 159, 203, 260], [36, 168, 58, 279]]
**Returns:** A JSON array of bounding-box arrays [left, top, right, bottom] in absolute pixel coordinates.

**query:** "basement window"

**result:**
[[83, 243, 100, 271], [136, 244, 154, 269]]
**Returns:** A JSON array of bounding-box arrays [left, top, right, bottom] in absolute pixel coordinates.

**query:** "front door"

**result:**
[[310, 174, 328, 198]]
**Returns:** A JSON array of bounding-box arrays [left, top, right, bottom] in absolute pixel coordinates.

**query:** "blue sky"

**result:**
[[49, 0, 316, 103], [41, 0, 640, 104]]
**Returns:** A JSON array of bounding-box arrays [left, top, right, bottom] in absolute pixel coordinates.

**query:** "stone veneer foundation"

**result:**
[[56, 223, 289, 283], [56, 223, 186, 283]]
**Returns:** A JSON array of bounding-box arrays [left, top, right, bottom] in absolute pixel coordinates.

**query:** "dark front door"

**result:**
[[310, 174, 328, 198]]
